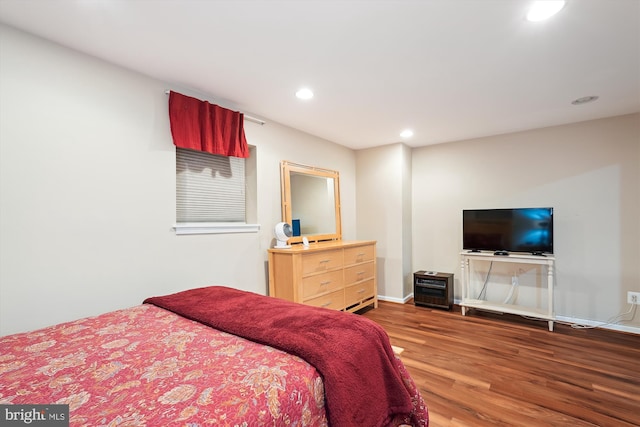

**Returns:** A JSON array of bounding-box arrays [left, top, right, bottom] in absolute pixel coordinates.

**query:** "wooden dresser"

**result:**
[[268, 240, 377, 312]]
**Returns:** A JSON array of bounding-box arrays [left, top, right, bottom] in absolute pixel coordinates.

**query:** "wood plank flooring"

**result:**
[[360, 301, 640, 427]]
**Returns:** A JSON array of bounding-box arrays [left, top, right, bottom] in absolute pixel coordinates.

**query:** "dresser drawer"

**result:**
[[305, 289, 344, 310], [268, 241, 376, 312], [301, 250, 343, 276], [344, 262, 375, 285], [344, 245, 375, 265], [345, 279, 375, 307], [302, 270, 343, 299]]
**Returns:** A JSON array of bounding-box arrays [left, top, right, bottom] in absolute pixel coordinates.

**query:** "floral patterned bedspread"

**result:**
[[0, 304, 328, 426]]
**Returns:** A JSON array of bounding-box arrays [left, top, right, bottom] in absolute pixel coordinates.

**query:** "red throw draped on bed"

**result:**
[[144, 286, 428, 427]]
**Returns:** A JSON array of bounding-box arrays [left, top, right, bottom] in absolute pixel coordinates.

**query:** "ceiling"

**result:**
[[0, 0, 638, 149]]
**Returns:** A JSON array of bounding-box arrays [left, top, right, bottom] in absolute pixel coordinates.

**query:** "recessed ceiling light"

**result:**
[[295, 88, 314, 100], [400, 129, 414, 138], [526, 1, 566, 22], [571, 95, 599, 105]]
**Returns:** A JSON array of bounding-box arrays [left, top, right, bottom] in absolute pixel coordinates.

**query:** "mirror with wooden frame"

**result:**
[[280, 161, 342, 244]]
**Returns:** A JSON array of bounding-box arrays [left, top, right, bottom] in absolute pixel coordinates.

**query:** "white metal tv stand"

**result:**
[[460, 251, 555, 331]]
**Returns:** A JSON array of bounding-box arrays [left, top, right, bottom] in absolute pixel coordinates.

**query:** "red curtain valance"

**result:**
[[168, 91, 249, 158]]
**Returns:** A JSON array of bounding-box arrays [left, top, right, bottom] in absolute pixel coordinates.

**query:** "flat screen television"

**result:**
[[462, 207, 553, 255]]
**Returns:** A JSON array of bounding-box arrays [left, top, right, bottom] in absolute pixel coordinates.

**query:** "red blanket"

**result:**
[[144, 286, 426, 427]]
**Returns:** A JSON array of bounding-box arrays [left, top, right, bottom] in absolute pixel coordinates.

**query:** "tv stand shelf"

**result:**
[[460, 251, 555, 331]]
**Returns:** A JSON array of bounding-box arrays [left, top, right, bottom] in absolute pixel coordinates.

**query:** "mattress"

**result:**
[[0, 303, 327, 426]]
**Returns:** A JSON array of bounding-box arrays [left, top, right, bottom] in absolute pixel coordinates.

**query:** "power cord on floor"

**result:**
[[568, 303, 637, 329]]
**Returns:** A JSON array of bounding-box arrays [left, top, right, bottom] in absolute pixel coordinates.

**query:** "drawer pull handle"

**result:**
[[320, 281, 331, 286], [357, 252, 365, 256], [320, 259, 330, 264], [357, 271, 365, 276], [321, 301, 332, 307], [357, 289, 366, 294]]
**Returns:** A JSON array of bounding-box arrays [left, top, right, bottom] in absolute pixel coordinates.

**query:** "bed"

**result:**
[[0, 286, 428, 426]]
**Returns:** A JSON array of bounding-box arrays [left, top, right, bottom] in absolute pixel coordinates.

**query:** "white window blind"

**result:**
[[176, 148, 245, 223]]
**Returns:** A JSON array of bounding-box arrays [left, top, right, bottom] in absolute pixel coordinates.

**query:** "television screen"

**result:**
[[462, 208, 553, 254]]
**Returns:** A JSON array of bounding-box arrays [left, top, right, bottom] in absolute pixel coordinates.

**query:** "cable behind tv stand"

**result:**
[[460, 251, 555, 331]]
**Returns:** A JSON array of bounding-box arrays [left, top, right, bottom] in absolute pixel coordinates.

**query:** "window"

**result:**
[[174, 147, 258, 235]]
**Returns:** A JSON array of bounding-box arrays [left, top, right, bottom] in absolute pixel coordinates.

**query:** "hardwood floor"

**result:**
[[361, 301, 640, 427]]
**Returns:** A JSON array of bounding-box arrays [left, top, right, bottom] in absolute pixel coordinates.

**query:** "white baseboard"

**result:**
[[452, 298, 640, 335], [554, 315, 640, 335], [377, 295, 640, 335], [377, 293, 414, 304]]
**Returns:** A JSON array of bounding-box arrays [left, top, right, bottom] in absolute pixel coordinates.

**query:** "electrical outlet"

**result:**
[[628, 291, 640, 305]]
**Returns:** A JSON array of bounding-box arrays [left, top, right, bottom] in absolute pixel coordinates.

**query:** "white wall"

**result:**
[[411, 114, 640, 328], [2, 24, 638, 335], [356, 143, 413, 301], [0, 25, 356, 335], [401, 144, 413, 297]]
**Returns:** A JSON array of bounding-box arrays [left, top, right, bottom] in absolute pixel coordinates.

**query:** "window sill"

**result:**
[[174, 223, 261, 235]]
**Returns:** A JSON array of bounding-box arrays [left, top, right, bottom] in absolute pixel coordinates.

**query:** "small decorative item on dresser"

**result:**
[[413, 270, 453, 310], [274, 222, 293, 248]]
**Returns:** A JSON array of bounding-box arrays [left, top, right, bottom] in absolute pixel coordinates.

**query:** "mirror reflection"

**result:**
[[281, 161, 341, 244], [290, 172, 336, 235]]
